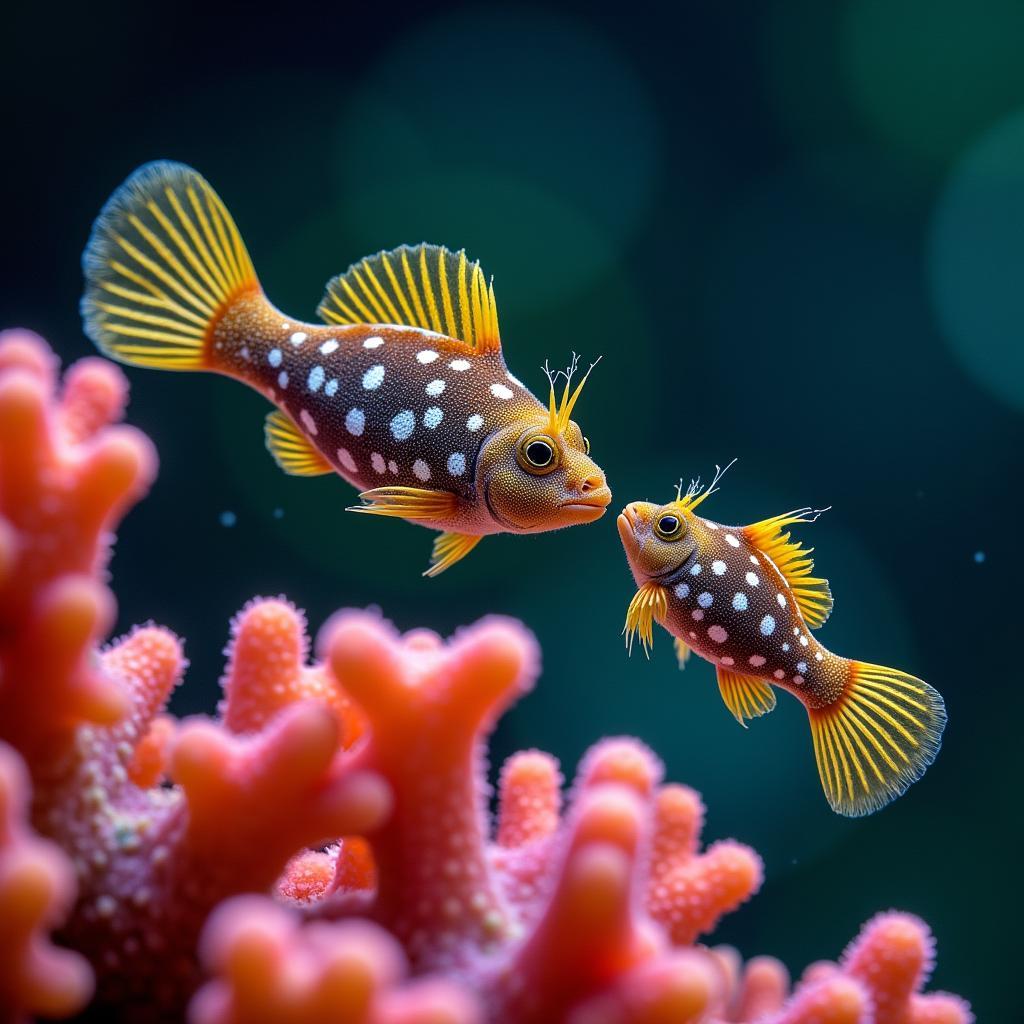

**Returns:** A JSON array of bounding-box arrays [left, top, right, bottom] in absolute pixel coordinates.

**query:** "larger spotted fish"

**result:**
[[618, 464, 945, 817], [81, 162, 611, 575]]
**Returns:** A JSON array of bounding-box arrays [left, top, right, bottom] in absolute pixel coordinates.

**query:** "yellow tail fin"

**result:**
[[808, 661, 945, 817], [81, 161, 259, 370]]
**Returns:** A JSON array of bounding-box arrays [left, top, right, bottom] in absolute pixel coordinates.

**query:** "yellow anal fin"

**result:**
[[674, 637, 692, 670], [622, 582, 668, 658], [347, 486, 458, 522], [424, 532, 482, 577], [743, 508, 833, 628], [808, 661, 945, 817], [82, 161, 259, 370], [317, 244, 500, 354], [264, 411, 333, 477], [716, 667, 777, 727]]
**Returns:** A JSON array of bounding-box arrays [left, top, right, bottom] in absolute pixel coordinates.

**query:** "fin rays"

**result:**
[[716, 668, 777, 727], [809, 661, 945, 817], [623, 582, 668, 657], [318, 245, 500, 353], [82, 161, 258, 370]]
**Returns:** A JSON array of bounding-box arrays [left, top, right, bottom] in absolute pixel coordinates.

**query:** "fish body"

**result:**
[[81, 162, 610, 574], [618, 467, 945, 817]]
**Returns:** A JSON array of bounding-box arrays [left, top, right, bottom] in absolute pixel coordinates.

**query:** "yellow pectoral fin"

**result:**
[[622, 582, 668, 658], [347, 486, 458, 521], [674, 637, 692, 670], [743, 508, 834, 628], [716, 667, 777, 727], [424, 532, 482, 577], [264, 411, 334, 476]]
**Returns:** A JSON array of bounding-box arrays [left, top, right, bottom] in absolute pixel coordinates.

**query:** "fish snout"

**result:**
[[617, 503, 644, 554]]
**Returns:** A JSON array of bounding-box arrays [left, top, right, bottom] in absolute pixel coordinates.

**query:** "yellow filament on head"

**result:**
[[622, 581, 668, 658], [544, 353, 602, 436]]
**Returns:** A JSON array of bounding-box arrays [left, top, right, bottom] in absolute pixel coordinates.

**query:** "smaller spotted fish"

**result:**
[[617, 464, 946, 817], [81, 162, 611, 575]]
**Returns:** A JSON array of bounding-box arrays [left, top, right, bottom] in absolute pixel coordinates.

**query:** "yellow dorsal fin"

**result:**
[[317, 244, 501, 353], [347, 486, 458, 522], [743, 508, 834, 628], [716, 667, 777, 727], [424, 532, 483, 578], [674, 637, 692, 670], [264, 411, 333, 477]]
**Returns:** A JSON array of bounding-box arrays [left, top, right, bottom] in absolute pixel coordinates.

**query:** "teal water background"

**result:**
[[3, 2, 1020, 1016]]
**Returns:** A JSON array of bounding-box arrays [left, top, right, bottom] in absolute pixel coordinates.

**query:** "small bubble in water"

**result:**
[[273, 507, 284, 519], [973, 550, 985, 564], [219, 511, 237, 528]]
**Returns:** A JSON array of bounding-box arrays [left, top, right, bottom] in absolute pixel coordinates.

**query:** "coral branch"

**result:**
[[0, 742, 93, 1021], [0, 332, 971, 1023]]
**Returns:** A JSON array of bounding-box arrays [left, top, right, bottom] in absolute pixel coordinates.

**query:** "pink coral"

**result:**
[[0, 331, 972, 1023]]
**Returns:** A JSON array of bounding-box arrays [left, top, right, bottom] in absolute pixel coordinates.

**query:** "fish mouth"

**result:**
[[560, 487, 612, 522], [617, 509, 641, 554]]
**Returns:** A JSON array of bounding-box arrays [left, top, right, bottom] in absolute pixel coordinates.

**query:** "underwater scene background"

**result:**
[[2, 0, 1019, 1017]]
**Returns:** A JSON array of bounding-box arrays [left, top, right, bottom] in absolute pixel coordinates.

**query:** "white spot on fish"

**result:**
[[388, 459, 398, 474], [697, 591, 713, 608], [732, 592, 748, 611], [281, 322, 290, 329], [782, 642, 790, 652], [760, 614, 776, 636], [362, 365, 385, 390], [777, 593, 786, 608], [268, 348, 282, 367], [308, 365, 325, 392], [745, 571, 759, 586], [774, 669, 785, 680], [725, 534, 740, 547], [417, 349, 439, 364], [337, 448, 357, 473], [319, 339, 339, 355], [290, 331, 307, 346], [674, 583, 690, 599], [371, 453, 386, 474], [712, 560, 727, 575], [364, 336, 384, 349], [750, 554, 759, 564], [815, 651, 824, 661], [278, 371, 289, 388], [690, 563, 702, 576], [708, 624, 728, 643], [689, 631, 697, 639], [345, 408, 365, 436], [793, 675, 805, 686], [239, 345, 250, 361], [467, 414, 484, 431], [800, 635, 809, 647], [796, 661, 808, 673], [490, 383, 514, 400], [300, 409, 317, 435], [413, 459, 431, 481], [691, 609, 704, 621], [423, 406, 444, 429], [448, 452, 466, 476], [390, 410, 415, 440], [426, 379, 446, 397], [325, 379, 338, 397], [706, 521, 718, 530], [721, 656, 735, 666], [450, 359, 471, 371], [749, 654, 766, 667]]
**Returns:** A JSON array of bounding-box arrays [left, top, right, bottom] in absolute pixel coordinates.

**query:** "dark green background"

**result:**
[[4, 2, 1020, 1017]]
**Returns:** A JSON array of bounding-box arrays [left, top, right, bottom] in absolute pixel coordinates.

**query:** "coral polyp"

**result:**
[[0, 330, 971, 1022]]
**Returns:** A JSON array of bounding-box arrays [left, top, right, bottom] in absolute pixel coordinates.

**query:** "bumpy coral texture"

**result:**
[[0, 331, 972, 1024]]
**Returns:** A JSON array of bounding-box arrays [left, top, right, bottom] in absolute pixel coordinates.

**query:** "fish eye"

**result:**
[[517, 434, 559, 475], [654, 512, 684, 540], [584, 436, 591, 455]]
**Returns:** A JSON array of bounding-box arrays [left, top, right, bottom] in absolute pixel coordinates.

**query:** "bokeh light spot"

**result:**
[[929, 109, 1024, 410], [841, 0, 1024, 162]]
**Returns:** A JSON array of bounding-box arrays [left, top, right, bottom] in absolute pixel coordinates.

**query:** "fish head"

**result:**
[[617, 500, 698, 584], [477, 411, 611, 532]]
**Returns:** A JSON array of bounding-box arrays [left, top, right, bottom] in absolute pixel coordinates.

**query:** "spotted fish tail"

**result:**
[[82, 161, 260, 370], [808, 661, 945, 816]]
